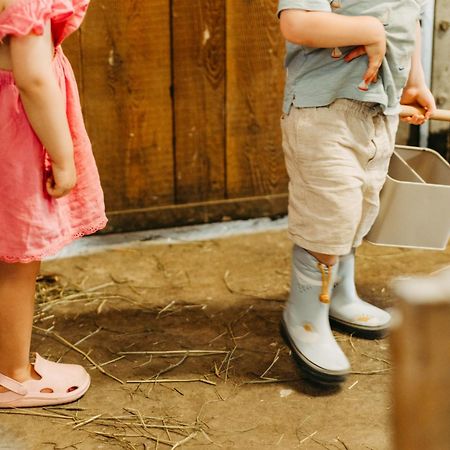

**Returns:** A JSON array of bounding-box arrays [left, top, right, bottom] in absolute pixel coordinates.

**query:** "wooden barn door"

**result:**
[[64, 0, 288, 232]]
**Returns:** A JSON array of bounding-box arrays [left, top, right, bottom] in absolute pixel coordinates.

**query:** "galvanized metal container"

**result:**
[[366, 145, 450, 250]]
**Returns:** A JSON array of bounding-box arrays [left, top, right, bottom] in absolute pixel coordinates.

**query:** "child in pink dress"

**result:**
[[0, 0, 107, 407]]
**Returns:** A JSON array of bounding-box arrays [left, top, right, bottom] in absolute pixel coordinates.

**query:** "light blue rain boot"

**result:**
[[330, 250, 391, 338], [282, 246, 350, 384]]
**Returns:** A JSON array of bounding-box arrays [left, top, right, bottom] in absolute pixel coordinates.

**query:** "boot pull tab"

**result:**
[[317, 263, 332, 303]]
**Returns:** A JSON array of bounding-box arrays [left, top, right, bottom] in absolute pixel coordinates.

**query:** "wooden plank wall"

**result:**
[[64, 1, 449, 233], [226, 1, 286, 198], [172, 0, 226, 204], [64, 0, 287, 232], [80, 0, 174, 212]]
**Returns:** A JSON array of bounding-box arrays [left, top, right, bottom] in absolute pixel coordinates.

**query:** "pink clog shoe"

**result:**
[[0, 354, 90, 408]]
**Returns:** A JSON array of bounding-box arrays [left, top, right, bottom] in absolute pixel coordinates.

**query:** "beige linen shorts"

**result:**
[[281, 99, 399, 256]]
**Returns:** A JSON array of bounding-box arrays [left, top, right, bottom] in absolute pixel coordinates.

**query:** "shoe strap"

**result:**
[[0, 373, 27, 395]]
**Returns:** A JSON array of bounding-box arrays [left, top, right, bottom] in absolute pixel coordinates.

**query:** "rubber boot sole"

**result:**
[[329, 316, 390, 340], [280, 319, 348, 385]]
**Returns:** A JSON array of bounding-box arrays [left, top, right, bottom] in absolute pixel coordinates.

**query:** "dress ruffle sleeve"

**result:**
[[56, 0, 89, 44], [0, 0, 89, 44]]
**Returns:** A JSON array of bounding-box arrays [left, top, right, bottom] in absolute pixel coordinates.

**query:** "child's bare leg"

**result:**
[[308, 251, 338, 266], [0, 261, 40, 389], [0, 262, 91, 407]]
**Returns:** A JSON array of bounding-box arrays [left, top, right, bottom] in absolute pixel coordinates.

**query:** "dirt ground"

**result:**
[[1, 229, 449, 450]]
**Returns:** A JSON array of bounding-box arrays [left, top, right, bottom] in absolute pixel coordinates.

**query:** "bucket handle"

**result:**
[[400, 105, 450, 122]]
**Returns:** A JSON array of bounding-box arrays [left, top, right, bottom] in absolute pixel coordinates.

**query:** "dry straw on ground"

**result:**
[[0, 271, 391, 449]]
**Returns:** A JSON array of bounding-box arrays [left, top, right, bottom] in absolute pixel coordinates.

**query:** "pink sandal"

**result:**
[[0, 354, 91, 408]]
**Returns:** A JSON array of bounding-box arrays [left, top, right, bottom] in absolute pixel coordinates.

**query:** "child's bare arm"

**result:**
[[10, 22, 76, 197], [280, 10, 386, 86], [400, 21, 436, 125], [280, 10, 385, 48]]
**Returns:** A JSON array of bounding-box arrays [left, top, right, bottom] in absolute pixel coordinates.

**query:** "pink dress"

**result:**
[[0, 0, 107, 263]]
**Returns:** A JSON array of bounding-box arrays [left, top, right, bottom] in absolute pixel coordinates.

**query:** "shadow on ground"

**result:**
[[1, 231, 448, 449]]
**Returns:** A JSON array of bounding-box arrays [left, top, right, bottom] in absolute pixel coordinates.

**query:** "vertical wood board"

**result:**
[[172, 0, 226, 203], [80, 0, 174, 211], [391, 298, 450, 450], [226, 0, 287, 198]]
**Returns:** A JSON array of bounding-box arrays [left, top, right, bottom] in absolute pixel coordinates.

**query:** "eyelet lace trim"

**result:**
[[0, 217, 107, 263]]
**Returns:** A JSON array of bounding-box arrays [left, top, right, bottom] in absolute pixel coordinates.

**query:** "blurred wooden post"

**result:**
[[391, 273, 450, 450]]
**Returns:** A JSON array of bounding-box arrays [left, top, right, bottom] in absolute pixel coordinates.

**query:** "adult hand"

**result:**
[[400, 85, 436, 125], [344, 29, 386, 90]]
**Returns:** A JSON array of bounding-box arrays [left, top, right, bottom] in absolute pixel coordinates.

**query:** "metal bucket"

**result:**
[[366, 145, 450, 250]]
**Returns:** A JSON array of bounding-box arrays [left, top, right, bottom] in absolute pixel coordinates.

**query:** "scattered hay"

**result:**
[[0, 407, 209, 449], [23, 267, 392, 449], [223, 270, 287, 301], [35, 274, 116, 315]]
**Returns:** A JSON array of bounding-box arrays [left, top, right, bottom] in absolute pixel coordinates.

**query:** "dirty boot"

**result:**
[[330, 250, 391, 338], [281, 246, 350, 384]]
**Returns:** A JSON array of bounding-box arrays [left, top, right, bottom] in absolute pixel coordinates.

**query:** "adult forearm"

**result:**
[[280, 10, 385, 48], [18, 78, 73, 166], [405, 22, 426, 88]]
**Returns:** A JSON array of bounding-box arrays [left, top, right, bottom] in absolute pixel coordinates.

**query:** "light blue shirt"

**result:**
[[278, 0, 427, 115]]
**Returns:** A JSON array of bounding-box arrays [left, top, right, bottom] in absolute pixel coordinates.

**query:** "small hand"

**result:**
[[46, 160, 77, 198], [344, 30, 386, 90], [400, 85, 436, 125]]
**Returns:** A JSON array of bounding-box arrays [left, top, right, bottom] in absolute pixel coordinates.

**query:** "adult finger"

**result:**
[[359, 67, 379, 91], [364, 57, 382, 82], [409, 118, 422, 126], [367, 70, 379, 85], [344, 46, 366, 62], [402, 114, 425, 126], [412, 115, 426, 125], [424, 100, 436, 120]]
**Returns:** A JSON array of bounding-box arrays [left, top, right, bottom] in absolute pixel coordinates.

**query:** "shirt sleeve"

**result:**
[[277, 0, 332, 17]]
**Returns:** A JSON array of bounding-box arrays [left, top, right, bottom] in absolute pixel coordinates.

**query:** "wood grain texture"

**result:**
[[391, 297, 450, 450], [80, 0, 174, 211], [226, 0, 288, 198], [105, 193, 288, 233], [172, 0, 226, 203], [61, 1, 292, 231]]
